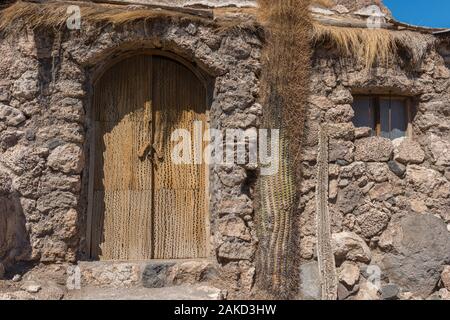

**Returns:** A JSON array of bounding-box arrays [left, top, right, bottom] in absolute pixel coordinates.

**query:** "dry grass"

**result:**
[[311, 0, 334, 8], [312, 23, 436, 68], [0, 0, 217, 33], [255, 0, 311, 298]]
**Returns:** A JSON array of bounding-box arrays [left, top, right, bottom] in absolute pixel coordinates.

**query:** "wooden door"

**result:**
[[90, 54, 208, 260]]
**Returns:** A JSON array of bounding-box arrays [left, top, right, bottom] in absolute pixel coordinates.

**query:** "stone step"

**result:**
[[68, 259, 218, 290], [65, 284, 225, 300]]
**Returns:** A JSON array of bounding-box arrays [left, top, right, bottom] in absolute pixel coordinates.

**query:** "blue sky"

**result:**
[[384, 0, 450, 28]]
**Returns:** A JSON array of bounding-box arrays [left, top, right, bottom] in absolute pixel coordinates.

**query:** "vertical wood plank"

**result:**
[[152, 56, 208, 259], [374, 96, 381, 136], [91, 55, 153, 260], [86, 116, 97, 257], [406, 98, 413, 139]]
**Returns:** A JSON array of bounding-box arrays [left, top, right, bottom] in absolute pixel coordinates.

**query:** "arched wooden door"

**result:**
[[89, 54, 209, 260]]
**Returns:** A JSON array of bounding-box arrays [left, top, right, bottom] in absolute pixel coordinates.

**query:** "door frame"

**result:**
[[86, 50, 214, 260]]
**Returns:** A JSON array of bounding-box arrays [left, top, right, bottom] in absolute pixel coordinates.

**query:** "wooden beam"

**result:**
[[92, 0, 214, 19], [91, 0, 258, 8], [313, 15, 395, 29], [313, 14, 445, 34], [24, 0, 214, 19], [406, 98, 413, 139], [391, 19, 446, 33]]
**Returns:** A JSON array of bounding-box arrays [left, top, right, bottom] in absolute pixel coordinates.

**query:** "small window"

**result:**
[[352, 95, 411, 140]]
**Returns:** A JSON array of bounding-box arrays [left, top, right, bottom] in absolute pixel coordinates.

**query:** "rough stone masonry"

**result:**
[[0, 2, 262, 296], [0, 0, 450, 301], [300, 0, 450, 300]]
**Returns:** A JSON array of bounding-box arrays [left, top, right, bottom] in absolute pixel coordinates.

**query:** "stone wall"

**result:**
[[2, 2, 450, 301], [0, 16, 262, 293], [300, 38, 450, 299]]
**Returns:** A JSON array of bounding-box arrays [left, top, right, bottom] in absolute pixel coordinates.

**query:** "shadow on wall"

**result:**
[[437, 41, 450, 68], [0, 29, 56, 277], [0, 192, 31, 276]]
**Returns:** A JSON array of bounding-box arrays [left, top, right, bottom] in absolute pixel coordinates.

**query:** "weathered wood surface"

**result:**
[[315, 126, 337, 300], [91, 0, 257, 8], [90, 0, 214, 18], [152, 56, 209, 259], [92, 56, 154, 260], [91, 54, 208, 260], [313, 15, 395, 29]]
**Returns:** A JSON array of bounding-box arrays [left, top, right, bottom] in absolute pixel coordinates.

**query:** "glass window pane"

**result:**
[[390, 99, 407, 139], [352, 97, 375, 131], [379, 99, 390, 139], [380, 98, 407, 139]]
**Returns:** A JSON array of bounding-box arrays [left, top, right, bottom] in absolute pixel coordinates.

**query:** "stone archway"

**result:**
[[71, 21, 262, 289]]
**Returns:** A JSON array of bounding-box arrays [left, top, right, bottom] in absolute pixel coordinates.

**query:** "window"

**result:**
[[352, 95, 412, 140]]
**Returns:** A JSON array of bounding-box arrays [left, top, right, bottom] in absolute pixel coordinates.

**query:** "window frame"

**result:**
[[352, 94, 413, 139]]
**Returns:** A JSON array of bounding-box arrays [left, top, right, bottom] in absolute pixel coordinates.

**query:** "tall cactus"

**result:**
[[256, 0, 311, 297]]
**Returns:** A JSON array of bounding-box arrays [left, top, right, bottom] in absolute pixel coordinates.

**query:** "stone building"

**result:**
[[0, 0, 449, 300]]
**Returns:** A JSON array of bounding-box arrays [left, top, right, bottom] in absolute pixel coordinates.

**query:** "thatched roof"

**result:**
[[0, 0, 259, 33], [312, 23, 436, 68], [310, 1, 442, 68], [1, 0, 444, 68]]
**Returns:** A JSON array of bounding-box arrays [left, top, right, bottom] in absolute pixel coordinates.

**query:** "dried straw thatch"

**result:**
[[256, 0, 311, 298], [0, 0, 221, 33], [312, 23, 436, 68]]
